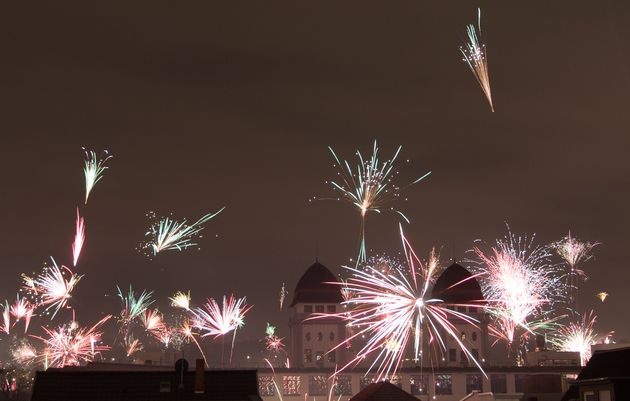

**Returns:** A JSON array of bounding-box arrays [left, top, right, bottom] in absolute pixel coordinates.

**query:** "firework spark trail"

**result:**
[[264, 358, 284, 401], [472, 230, 565, 346], [72, 208, 85, 267], [10, 295, 34, 333], [35, 258, 83, 319], [169, 291, 191, 310], [180, 321, 208, 366], [125, 336, 143, 357], [313, 227, 483, 381], [83, 148, 112, 204], [460, 8, 494, 112], [324, 141, 431, 265], [279, 283, 288, 310], [142, 208, 225, 256], [2, 302, 10, 334], [32, 315, 111, 368], [550, 311, 599, 365]]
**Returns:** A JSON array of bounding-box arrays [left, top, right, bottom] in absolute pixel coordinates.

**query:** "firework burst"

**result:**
[[192, 295, 251, 338], [554, 232, 599, 277], [11, 340, 38, 365], [10, 295, 34, 333], [125, 335, 143, 357], [460, 8, 494, 112], [596, 292, 608, 302], [141, 208, 225, 256], [32, 315, 111, 368], [323, 141, 431, 265], [72, 208, 85, 267], [550, 311, 599, 366], [117, 285, 154, 326], [34, 258, 83, 319], [83, 148, 112, 204], [314, 226, 483, 380], [264, 323, 285, 352], [169, 291, 191, 310], [472, 230, 564, 347], [142, 309, 165, 336]]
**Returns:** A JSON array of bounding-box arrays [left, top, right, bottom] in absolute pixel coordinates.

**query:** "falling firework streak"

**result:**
[[142, 208, 225, 256], [279, 283, 287, 310], [72, 208, 85, 267], [460, 8, 494, 112], [324, 141, 431, 265], [2, 302, 10, 334], [83, 148, 112, 204]]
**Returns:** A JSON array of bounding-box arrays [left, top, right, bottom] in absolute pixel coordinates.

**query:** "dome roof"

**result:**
[[290, 261, 344, 306], [429, 262, 484, 304]]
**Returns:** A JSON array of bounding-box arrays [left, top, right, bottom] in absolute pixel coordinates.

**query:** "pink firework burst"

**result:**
[[32, 315, 111, 368]]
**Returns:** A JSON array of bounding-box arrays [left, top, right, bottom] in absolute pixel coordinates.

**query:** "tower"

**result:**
[[429, 262, 488, 367], [288, 260, 347, 369]]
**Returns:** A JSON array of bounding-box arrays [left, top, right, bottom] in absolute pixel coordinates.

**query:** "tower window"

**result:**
[[315, 305, 325, 313], [472, 332, 478, 341], [329, 332, 335, 341], [449, 348, 457, 362], [304, 305, 313, 313], [327, 350, 336, 362], [304, 349, 312, 363], [327, 305, 336, 313], [305, 332, 311, 342], [317, 332, 323, 341]]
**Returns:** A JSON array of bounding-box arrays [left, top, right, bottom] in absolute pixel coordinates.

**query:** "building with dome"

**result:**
[[256, 259, 581, 401]]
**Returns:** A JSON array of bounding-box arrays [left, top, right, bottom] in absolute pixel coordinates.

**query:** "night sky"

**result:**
[[0, 1, 629, 347]]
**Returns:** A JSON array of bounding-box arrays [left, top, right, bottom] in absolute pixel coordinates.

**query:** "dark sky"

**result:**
[[0, 1, 629, 347]]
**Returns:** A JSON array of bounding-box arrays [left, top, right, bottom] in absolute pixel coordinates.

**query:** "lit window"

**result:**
[[333, 375, 352, 396], [410, 375, 428, 395], [435, 374, 452, 395], [258, 376, 275, 396], [360, 375, 376, 390], [282, 376, 301, 396], [308, 375, 327, 396], [461, 331, 466, 340]]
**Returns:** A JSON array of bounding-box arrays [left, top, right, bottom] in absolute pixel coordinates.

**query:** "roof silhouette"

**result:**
[[430, 262, 485, 304], [350, 381, 418, 401], [290, 261, 343, 306]]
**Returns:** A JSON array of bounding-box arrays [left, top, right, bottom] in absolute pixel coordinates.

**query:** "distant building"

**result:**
[[258, 260, 581, 401]]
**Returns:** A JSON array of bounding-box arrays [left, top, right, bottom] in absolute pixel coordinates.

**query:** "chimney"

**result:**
[[194, 359, 205, 394]]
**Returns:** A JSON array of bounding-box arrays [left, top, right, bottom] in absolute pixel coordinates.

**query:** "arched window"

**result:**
[[317, 332, 323, 341], [329, 332, 335, 341], [306, 332, 311, 342], [461, 331, 466, 341], [472, 332, 478, 342]]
